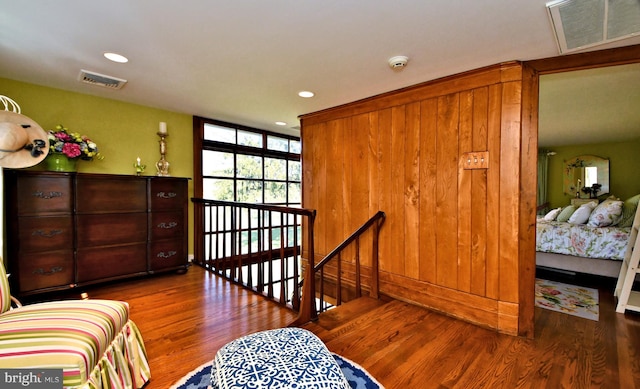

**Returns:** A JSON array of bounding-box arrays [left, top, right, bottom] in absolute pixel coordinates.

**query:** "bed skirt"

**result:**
[[536, 251, 622, 278]]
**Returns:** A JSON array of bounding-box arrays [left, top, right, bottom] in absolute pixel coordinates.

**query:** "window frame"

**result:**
[[194, 116, 301, 206]]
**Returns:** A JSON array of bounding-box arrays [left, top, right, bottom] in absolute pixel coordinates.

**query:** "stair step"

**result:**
[[312, 297, 388, 331], [303, 299, 425, 345]]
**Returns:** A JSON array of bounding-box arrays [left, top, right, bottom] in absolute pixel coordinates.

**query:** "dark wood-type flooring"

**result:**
[[48, 265, 640, 388]]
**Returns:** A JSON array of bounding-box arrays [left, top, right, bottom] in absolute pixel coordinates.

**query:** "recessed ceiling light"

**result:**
[[275, 121, 287, 126], [104, 52, 128, 63], [298, 91, 314, 98]]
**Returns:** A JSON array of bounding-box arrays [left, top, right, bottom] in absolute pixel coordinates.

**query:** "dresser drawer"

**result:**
[[76, 176, 147, 213], [149, 178, 187, 210], [76, 243, 147, 283], [149, 239, 186, 271], [17, 251, 74, 293], [18, 216, 73, 253], [76, 213, 147, 247], [16, 175, 73, 215], [150, 211, 185, 240]]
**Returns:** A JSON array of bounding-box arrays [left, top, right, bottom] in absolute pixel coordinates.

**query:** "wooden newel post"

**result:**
[[289, 211, 317, 326]]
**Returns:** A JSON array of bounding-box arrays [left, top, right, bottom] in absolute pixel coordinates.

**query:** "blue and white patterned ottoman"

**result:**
[[210, 327, 351, 389]]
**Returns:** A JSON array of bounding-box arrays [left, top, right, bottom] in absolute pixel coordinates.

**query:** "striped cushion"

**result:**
[[0, 299, 150, 388], [0, 260, 12, 314]]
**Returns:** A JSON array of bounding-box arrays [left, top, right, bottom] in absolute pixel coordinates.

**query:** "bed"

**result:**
[[536, 220, 630, 277], [535, 195, 640, 278]]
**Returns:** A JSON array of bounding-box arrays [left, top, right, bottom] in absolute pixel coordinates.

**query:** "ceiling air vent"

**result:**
[[546, 0, 640, 53], [78, 69, 127, 89]]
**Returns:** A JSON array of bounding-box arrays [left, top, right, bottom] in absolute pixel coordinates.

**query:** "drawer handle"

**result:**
[[32, 191, 64, 199], [157, 222, 178, 229], [156, 191, 177, 199], [32, 229, 63, 238], [157, 250, 177, 258], [33, 266, 63, 276]]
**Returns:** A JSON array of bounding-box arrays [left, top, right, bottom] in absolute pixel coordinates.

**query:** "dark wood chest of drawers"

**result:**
[[4, 171, 189, 296]]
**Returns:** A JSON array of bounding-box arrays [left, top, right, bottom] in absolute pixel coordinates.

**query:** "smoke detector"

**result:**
[[388, 56, 409, 69], [78, 69, 127, 89]]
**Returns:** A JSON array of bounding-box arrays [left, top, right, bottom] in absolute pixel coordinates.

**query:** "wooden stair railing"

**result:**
[[192, 198, 316, 310], [291, 211, 386, 326]]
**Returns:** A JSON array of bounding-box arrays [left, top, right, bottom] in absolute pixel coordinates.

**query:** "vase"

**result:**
[[45, 154, 78, 172]]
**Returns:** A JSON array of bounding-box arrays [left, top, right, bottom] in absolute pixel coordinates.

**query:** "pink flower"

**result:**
[[540, 287, 561, 295], [55, 132, 72, 142], [62, 143, 82, 158]]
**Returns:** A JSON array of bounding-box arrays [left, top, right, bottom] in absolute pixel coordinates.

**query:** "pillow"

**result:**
[[543, 207, 562, 221], [617, 194, 640, 228], [568, 201, 598, 224], [556, 205, 576, 222], [588, 198, 623, 227], [0, 260, 12, 314]]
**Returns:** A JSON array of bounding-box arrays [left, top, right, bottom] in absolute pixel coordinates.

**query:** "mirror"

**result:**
[[563, 155, 609, 198]]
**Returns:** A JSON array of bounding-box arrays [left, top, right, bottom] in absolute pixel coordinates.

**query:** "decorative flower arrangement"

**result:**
[[48, 124, 103, 160]]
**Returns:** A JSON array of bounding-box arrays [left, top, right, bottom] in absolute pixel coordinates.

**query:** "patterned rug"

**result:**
[[170, 353, 384, 389], [535, 278, 599, 321]]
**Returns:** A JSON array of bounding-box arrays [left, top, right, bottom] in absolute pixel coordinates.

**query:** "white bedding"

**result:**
[[536, 218, 630, 261]]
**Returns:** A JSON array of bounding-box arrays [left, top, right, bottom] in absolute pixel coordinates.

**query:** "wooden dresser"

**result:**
[[4, 170, 189, 296]]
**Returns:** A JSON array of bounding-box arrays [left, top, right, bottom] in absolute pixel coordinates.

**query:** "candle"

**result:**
[[159, 122, 167, 135]]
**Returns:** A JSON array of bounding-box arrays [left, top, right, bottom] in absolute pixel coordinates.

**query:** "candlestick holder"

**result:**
[[156, 132, 170, 176], [133, 159, 146, 176]]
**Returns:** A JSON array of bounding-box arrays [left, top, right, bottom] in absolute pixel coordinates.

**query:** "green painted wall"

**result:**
[[1, 77, 195, 254], [544, 138, 640, 209]]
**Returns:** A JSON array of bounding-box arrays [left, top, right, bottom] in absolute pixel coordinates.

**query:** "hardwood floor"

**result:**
[[64, 265, 640, 388], [69, 265, 298, 389]]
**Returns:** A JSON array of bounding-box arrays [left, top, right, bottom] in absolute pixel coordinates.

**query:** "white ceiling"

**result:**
[[1, 1, 639, 144]]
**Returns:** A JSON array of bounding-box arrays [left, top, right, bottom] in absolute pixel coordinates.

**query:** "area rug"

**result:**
[[535, 278, 599, 321], [170, 353, 383, 389]]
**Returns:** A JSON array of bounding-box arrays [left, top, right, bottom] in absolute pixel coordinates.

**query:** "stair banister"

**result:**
[[293, 211, 386, 325]]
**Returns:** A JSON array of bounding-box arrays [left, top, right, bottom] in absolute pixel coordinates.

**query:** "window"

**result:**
[[195, 117, 301, 207]]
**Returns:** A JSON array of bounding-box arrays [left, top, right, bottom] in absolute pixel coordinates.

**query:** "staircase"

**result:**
[[192, 199, 386, 323], [291, 211, 386, 325]]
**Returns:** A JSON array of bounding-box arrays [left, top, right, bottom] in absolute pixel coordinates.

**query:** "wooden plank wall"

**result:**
[[300, 62, 536, 336]]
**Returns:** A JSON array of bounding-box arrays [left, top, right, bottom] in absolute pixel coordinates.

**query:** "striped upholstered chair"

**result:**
[[0, 259, 151, 388]]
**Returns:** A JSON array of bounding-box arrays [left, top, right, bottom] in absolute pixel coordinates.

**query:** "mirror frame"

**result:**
[[563, 155, 610, 197]]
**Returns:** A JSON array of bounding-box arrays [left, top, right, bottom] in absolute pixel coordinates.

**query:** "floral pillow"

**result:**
[[543, 207, 562, 221], [568, 201, 598, 224], [588, 198, 623, 227]]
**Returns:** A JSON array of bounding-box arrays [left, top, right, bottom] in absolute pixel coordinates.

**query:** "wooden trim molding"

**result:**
[[525, 44, 640, 74]]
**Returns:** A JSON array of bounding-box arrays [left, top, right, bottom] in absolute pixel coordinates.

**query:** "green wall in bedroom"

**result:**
[[544, 138, 640, 209], [0, 77, 195, 254]]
